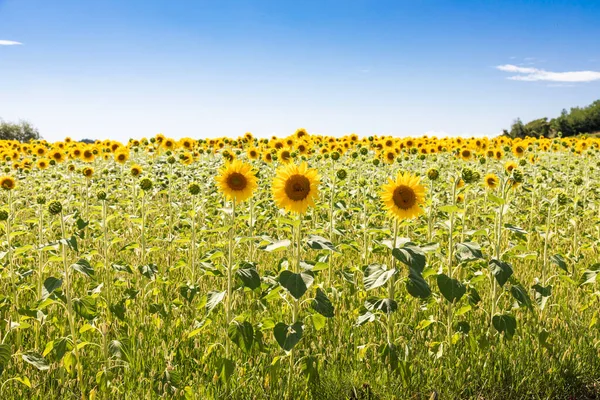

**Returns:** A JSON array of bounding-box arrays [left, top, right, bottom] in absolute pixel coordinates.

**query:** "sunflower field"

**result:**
[[0, 131, 600, 399]]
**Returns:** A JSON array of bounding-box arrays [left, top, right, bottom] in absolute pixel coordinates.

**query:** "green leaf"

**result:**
[[510, 284, 533, 311], [311, 313, 327, 331], [273, 321, 303, 351], [436, 274, 466, 303], [111, 263, 133, 274], [550, 254, 568, 273], [504, 224, 528, 235], [73, 296, 98, 320], [355, 311, 375, 326], [206, 291, 226, 313], [179, 284, 199, 303], [488, 193, 505, 206], [579, 266, 600, 286], [306, 235, 337, 252], [14, 376, 31, 388], [260, 239, 291, 252], [236, 265, 261, 290], [489, 259, 513, 287], [363, 264, 396, 291], [492, 314, 517, 339], [0, 344, 11, 371], [71, 259, 94, 278], [532, 284, 552, 309], [139, 263, 158, 279], [312, 288, 334, 318], [455, 242, 483, 263], [406, 270, 431, 299], [392, 244, 426, 272], [22, 352, 50, 370], [228, 321, 254, 353], [217, 358, 235, 385], [279, 270, 314, 299], [365, 297, 398, 314], [42, 277, 62, 300]]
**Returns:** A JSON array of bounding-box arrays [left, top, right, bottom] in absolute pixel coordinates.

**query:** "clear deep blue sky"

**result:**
[[1, 0, 599, 141]]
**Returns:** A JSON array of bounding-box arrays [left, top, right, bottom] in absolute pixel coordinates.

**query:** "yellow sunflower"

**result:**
[[216, 160, 257, 203], [37, 159, 49, 170], [131, 164, 142, 177], [114, 149, 129, 164], [0, 176, 16, 190], [272, 162, 320, 214], [504, 161, 517, 174], [484, 173, 499, 190], [82, 167, 94, 179], [381, 172, 426, 220]]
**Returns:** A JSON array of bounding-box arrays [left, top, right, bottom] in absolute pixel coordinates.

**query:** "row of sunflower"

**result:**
[[0, 131, 598, 170]]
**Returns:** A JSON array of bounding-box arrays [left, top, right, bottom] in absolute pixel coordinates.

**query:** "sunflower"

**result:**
[[383, 150, 396, 164], [247, 148, 259, 160], [37, 158, 49, 170], [216, 160, 257, 203], [114, 150, 129, 164], [278, 149, 292, 164], [381, 172, 426, 220], [131, 164, 142, 177], [272, 162, 320, 214], [82, 167, 94, 179], [504, 161, 517, 174], [0, 176, 16, 190], [82, 149, 95, 162], [460, 148, 472, 161], [484, 173, 499, 190], [49, 150, 65, 163]]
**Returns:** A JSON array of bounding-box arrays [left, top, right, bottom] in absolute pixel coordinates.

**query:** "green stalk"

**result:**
[[287, 213, 302, 399], [225, 199, 236, 357], [60, 211, 85, 395], [386, 219, 399, 347]]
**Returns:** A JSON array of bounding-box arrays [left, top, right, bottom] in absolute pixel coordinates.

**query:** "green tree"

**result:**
[[0, 119, 41, 142]]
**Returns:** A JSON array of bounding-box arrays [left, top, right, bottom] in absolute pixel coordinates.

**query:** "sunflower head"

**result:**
[[484, 173, 499, 190], [0, 176, 16, 190], [381, 172, 426, 221], [272, 162, 320, 214], [131, 164, 142, 177], [82, 167, 94, 179], [216, 160, 258, 203]]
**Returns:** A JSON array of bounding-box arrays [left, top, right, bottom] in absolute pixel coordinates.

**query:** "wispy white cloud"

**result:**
[[496, 64, 600, 83], [0, 40, 22, 46]]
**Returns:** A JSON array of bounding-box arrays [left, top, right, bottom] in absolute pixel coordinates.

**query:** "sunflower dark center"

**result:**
[[227, 172, 247, 191], [285, 175, 311, 201], [392, 185, 416, 210]]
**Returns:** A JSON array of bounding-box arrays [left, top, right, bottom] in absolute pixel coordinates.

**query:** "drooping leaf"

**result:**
[[550, 254, 568, 273], [236, 266, 261, 290], [306, 235, 337, 252], [455, 242, 483, 263], [406, 270, 431, 299], [392, 245, 426, 273], [139, 263, 158, 279], [71, 259, 94, 278], [273, 321, 303, 351], [260, 239, 291, 252], [492, 314, 517, 339], [510, 284, 533, 311], [42, 277, 62, 300], [579, 264, 600, 286], [363, 264, 396, 291], [279, 270, 314, 299], [312, 288, 334, 318], [436, 274, 466, 303], [228, 321, 254, 353], [206, 291, 226, 313], [22, 352, 50, 370], [0, 344, 11, 371], [72, 296, 98, 320], [489, 259, 513, 287]]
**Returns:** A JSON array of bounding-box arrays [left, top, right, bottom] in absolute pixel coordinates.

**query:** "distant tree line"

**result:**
[[504, 99, 600, 138], [0, 119, 41, 142]]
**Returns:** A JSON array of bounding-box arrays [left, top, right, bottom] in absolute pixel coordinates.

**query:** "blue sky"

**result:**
[[1, 0, 599, 142]]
